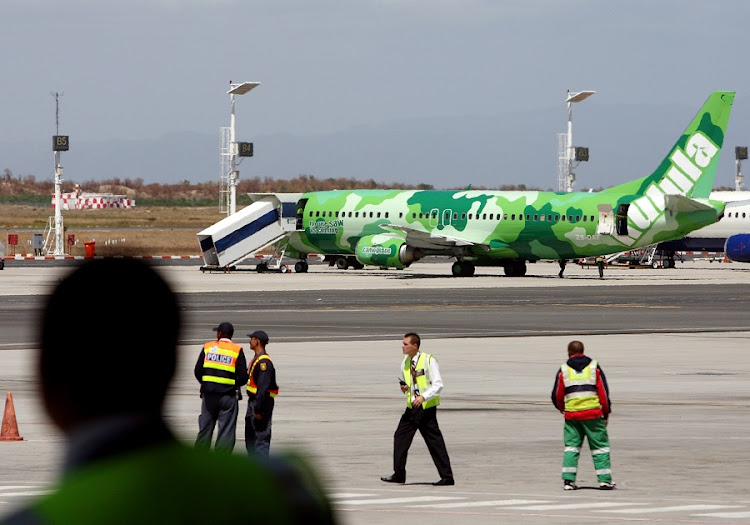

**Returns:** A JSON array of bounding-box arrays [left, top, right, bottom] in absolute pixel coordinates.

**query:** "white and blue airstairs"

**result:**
[[198, 193, 301, 271]]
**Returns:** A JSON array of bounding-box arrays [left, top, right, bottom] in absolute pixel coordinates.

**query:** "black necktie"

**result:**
[[411, 359, 420, 397]]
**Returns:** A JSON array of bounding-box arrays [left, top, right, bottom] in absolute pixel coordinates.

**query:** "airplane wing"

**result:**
[[380, 223, 490, 251]]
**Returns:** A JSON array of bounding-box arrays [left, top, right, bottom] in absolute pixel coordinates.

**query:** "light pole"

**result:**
[[51, 92, 69, 256], [736, 146, 748, 191], [565, 90, 595, 192], [226, 81, 260, 215]]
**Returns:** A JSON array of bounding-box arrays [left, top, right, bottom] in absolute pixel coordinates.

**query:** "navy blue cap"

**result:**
[[247, 330, 269, 345], [213, 322, 234, 336]]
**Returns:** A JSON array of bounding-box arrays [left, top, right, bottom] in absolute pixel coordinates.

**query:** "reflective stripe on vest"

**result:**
[[202, 340, 241, 385], [403, 352, 439, 409], [246, 354, 279, 397], [561, 359, 600, 413]]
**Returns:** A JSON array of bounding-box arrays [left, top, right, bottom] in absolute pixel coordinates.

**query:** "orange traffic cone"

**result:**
[[1, 392, 23, 441]]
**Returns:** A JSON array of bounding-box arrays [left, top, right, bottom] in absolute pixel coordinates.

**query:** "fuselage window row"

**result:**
[[307, 210, 596, 224]]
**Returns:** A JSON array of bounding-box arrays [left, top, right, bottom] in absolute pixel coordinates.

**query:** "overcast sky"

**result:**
[[3, 0, 750, 187]]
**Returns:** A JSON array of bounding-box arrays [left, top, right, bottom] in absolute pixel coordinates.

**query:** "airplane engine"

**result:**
[[724, 233, 750, 262], [354, 234, 423, 269]]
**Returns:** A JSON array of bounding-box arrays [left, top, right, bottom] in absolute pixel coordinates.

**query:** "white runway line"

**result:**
[[694, 511, 750, 518], [598, 504, 743, 514], [510, 501, 642, 511], [0, 491, 50, 497], [410, 499, 552, 508], [337, 496, 464, 505]]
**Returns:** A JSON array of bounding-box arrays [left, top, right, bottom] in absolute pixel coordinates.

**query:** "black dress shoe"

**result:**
[[433, 478, 455, 486], [380, 474, 405, 484]]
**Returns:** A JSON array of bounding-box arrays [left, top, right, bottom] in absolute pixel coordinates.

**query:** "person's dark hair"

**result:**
[[567, 340, 584, 355], [404, 332, 420, 348], [39, 259, 181, 429]]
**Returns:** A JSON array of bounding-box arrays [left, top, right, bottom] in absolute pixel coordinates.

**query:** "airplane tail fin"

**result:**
[[607, 91, 735, 199]]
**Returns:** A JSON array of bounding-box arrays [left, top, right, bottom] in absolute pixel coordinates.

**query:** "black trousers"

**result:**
[[393, 406, 453, 480]]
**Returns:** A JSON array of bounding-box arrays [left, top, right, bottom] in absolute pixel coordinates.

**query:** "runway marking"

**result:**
[[337, 495, 464, 505], [598, 504, 743, 514], [695, 511, 750, 518], [510, 501, 642, 511], [330, 490, 750, 518], [410, 499, 552, 508], [0, 491, 50, 497]]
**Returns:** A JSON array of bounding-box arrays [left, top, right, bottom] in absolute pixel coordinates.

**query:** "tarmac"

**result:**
[[0, 260, 749, 524]]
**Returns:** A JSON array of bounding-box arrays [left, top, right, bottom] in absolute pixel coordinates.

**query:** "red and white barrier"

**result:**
[[51, 192, 135, 210]]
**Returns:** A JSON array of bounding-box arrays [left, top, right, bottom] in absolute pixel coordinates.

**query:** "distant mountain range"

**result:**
[[2, 101, 748, 191]]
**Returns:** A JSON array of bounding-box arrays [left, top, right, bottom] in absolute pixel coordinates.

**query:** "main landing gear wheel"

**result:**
[[503, 260, 527, 277], [256, 262, 268, 273], [451, 261, 475, 277], [294, 261, 309, 273], [335, 257, 348, 270]]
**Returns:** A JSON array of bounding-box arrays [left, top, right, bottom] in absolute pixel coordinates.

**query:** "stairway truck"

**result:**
[[197, 194, 300, 268]]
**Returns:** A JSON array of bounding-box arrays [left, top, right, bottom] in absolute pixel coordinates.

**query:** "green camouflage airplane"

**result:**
[[282, 91, 734, 276]]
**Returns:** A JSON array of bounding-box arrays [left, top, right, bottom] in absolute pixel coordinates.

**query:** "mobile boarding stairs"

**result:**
[[198, 193, 303, 273]]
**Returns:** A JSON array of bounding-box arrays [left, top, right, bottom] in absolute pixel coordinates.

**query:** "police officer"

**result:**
[[245, 330, 279, 458], [195, 322, 248, 453]]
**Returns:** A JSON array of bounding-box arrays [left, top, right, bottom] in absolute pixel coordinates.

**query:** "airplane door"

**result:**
[[597, 204, 614, 235], [295, 198, 308, 231], [442, 209, 453, 227], [429, 208, 439, 228], [615, 203, 630, 235]]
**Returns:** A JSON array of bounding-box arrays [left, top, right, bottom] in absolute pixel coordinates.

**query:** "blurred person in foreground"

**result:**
[[2, 258, 334, 524]]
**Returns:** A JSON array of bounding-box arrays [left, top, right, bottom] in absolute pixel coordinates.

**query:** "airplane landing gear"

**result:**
[[333, 256, 364, 270], [503, 259, 527, 277], [451, 260, 475, 277]]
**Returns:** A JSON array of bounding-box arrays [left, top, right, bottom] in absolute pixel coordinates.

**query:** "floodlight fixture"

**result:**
[[566, 90, 596, 103], [228, 81, 260, 95]]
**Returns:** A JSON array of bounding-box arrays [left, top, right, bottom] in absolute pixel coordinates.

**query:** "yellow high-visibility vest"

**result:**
[[246, 354, 279, 397], [402, 352, 440, 409], [561, 360, 601, 413], [202, 340, 241, 385]]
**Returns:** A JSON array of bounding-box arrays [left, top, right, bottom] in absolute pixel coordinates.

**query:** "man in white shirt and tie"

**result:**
[[381, 332, 454, 486]]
